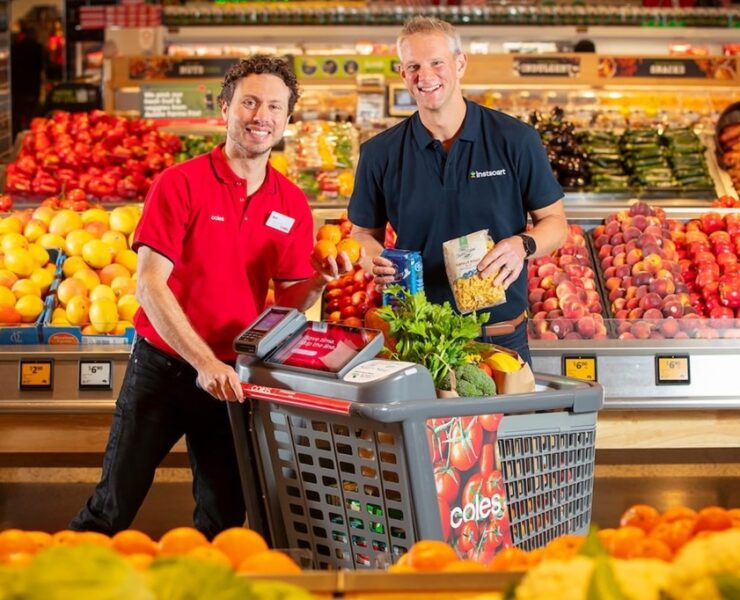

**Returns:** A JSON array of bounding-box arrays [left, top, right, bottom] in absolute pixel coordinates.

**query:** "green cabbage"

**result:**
[[23, 545, 152, 600], [145, 556, 252, 600]]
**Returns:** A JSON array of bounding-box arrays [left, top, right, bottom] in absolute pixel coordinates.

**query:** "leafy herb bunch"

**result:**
[[376, 286, 488, 389]]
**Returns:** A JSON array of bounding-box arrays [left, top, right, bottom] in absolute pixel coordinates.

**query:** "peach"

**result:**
[[631, 321, 652, 339], [659, 318, 680, 338], [576, 316, 596, 338]]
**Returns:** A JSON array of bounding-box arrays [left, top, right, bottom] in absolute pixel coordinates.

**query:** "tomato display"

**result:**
[[426, 414, 512, 562]]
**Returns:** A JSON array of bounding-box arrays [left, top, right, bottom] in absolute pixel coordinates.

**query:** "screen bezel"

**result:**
[[250, 307, 292, 333]]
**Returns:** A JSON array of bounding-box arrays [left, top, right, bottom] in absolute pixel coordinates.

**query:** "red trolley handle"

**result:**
[[241, 382, 352, 415]]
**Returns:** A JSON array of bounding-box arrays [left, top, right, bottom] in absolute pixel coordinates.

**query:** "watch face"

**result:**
[[521, 234, 535, 256]]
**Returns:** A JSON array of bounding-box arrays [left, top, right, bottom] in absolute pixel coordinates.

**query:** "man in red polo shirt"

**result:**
[[70, 56, 351, 538]]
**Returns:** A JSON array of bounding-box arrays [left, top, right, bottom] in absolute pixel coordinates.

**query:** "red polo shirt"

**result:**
[[133, 144, 314, 361]]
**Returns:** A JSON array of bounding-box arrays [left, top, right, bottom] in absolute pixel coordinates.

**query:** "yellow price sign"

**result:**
[[562, 356, 597, 381], [20, 360, 53, 389], [656, 356, 690, 385]]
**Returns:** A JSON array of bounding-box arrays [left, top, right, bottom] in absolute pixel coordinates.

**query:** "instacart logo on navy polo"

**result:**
[[469, 168, 507, 179]]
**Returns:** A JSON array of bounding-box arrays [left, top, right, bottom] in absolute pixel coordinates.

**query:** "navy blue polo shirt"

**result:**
[[348, 99, 563, 323]]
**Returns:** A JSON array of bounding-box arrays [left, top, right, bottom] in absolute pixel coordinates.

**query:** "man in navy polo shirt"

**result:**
[[71, 56, 354, 538], [349, 16, 568, 364]]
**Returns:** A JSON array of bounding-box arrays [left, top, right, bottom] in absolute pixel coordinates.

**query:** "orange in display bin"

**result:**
[[41, 296, 135, 345]]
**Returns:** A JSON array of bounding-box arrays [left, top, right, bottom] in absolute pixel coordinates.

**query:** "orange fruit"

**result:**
[[660, 506, 697, 524], [73, 266, 103, 291], [441, 559, 487, 572], [57, 277, 88, 306], [37, 233, 66, 251], [607, 526, 645, 558], [125, 553, 155, 571], [597, 528, 617, 550], [543, 534, 585, 560], [23, 219, 48, 242], [111, 529, 158, 556], [727, 508, 740, 527], [0, 529, 38, 556], [3, 248, 35, 277], [0, 216, 23, 234], [48, 210, 83, 237], [81, 208, 109, 227], [111, 276, 136, 299], [158, 527, 209, 556], [0, 305, 22, 324], [624, 537, 672, 561], [313, 240, 337, 265], [237, 549, 301, 574], [648, 519, 694, 552], [26, 531, 52, 550], [81, 239, 113, 269], [187, 545, 233, 568], [619, 504, 661, 533], [99, 263, 130, 286], [15, 295, 45, 322], [62, 256, 88, 278], [66, 295, 91, 326], [211, 527, 268, 569], [50, 530, 80, 546], [0, 270, 19, 289], [101, 231, 129, 255], [406, 540, 458, 571], [693, 506, 732, 534], [115, 249, 137, 274], [89, 298, 119, 333], [64, 229, 94, 257], [336, 238, 361, 264], [487, 547, 530, 572], [109, 207, 137, 235], [316, 224, 342, 245], [1, 551, 33, 567]]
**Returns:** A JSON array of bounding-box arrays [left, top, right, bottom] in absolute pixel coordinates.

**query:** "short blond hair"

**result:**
[[397, 16, 463, 59]]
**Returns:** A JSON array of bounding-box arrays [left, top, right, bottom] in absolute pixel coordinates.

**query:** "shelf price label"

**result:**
[[19, 360, 53, 390], [79, 360, 113, 390], [562, 356, 597, 382], [655, 355, 690, 385]]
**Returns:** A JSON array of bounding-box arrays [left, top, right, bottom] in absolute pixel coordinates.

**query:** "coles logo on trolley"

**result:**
[[450, 492, 506, 530]]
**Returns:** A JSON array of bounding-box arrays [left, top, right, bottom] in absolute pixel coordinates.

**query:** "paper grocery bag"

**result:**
[[436, 368, 460, 399], [486, 344, 536, 395]]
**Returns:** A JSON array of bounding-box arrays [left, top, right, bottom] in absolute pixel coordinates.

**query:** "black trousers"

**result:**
[[70, 338, 246, 538]]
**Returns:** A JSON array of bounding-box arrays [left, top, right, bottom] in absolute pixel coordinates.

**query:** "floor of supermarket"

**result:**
[[1, 448, 739, 539]]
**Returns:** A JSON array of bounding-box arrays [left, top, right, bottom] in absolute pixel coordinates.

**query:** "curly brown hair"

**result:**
[[217, 55, 300, 114]]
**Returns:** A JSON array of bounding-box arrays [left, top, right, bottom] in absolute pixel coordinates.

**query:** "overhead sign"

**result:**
[[513, 56, 580, 78], [141, 83, 221, 120], [295, 56, 400, 78], [598, 57, 736, 80], [129, 57, 239, 80]]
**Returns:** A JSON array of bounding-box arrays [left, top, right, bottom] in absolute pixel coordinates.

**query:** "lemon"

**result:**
[[485, 352, 521, 373]]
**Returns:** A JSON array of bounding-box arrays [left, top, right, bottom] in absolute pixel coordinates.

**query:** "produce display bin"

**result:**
[[231, 363, 603, 571]]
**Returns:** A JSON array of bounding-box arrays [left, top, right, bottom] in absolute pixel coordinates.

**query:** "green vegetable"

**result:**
[[450, 363, 496, 397], [249, 580, 314, 600], [586, 556, 629, 600], [578, 526, 610, 559], [715, 573, 740, 600], [0, 564, 25, 600], [24, 545, 151, 600], [145, 556, 252, 600], [377, 286, 488, 389]]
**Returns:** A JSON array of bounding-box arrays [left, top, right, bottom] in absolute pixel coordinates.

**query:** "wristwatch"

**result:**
[[517, 233, 537, 258]]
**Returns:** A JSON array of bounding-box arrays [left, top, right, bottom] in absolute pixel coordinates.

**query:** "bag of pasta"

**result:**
[[443, 229, 506, 314]]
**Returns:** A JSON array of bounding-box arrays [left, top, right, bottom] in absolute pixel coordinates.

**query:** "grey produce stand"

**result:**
[[229, 308, 604, 570]]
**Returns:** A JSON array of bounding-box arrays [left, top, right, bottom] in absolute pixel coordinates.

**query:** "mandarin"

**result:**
[[111, 529, 158, 556], [336, 238, 361, 264], [316, 224, 342, 245], [543, 534, 585, 560], [659, 506, 697, 524], [0, 529, 37, 556], [158, 526, 209, 556], [693, 506, 732, 534], [187, 545, 233, 568], [619, 503, 661, 533], [648, 519, 694, 552], [313, 240, 337, 264], [237, 550, 301, 574], [212, 527, 268, 569], [624, 537, 672, 561], [488, 546, 530, 572], [406, 540, 458, 571], [607, 526, 646, 558]]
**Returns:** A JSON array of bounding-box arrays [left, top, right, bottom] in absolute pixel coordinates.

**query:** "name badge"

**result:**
[[266, 211, 295, 233]]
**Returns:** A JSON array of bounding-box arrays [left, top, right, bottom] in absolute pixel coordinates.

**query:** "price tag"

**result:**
[[562, 356, 597, 382], [19, 360, 53, 390], [655, 355, 690, 385], [79, 360, 113, 390]]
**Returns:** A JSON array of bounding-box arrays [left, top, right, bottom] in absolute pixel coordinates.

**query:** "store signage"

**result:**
[[295, 56, 399, 78], [513, 57, 580, 78], [19, 360, 53, 390], [562, 356, 597, 382], [140, 83, 221, 120], [129, 57, 238, 80], [598, 57, 737, 80], [655, 355, 691, 386], [79, 360, 113, 390]]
